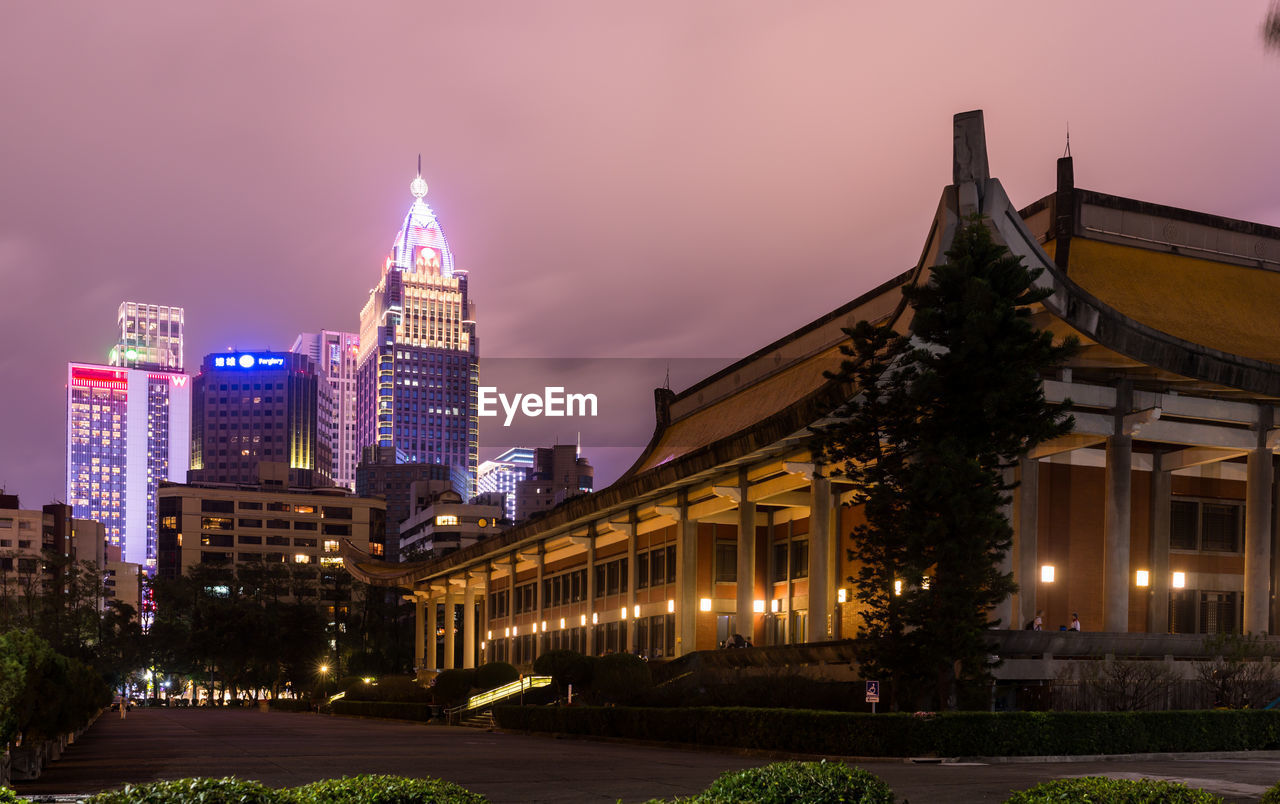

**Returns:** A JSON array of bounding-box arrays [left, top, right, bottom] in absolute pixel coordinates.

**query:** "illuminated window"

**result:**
[[293, 553, 311, 564], [436, 515, 459, 526]]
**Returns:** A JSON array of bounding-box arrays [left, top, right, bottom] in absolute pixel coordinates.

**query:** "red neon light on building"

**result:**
[[71, 366, 128, 390]]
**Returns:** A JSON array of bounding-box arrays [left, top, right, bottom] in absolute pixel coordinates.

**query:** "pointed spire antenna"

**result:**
[[1063, 123, 1071, 158], [417, 153, 422, 176]]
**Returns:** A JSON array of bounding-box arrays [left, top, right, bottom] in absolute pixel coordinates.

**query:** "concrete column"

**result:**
[[463, 580, 477, 669], [1245, 407, 1274, 634], [482, 567, 492, 663], [808, 472, 832, 641], [586, 526, 597, 656], [1104, 432, 1133, 632], [1149, 452, 1172, 633], [1016, 457, 1040, 631], [425, 594, 438, 672], [627, 514, 639, 654], [413, 595, 425, 671], [675, 500, 698, 656], [736, 475, 757, 641], [534, 542, 546, 659], [443, 586, 456, 670]]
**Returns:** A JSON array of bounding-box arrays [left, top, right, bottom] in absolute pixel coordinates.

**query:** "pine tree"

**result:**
[[820, 217, 1076, 710]]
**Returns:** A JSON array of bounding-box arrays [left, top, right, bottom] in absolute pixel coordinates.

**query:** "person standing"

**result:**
[[1033, 611, 1043, 631], [1070, 613, 1081, 631]]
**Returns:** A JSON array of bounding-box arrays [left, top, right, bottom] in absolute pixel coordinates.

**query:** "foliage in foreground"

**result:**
[[1003, 776, 1225, 803], [1262, 777, 1280, 804], [84, 777, 279, 804], [288, 774, 488, 803], [700, 761, 894, 804], [0, 787, 28, 803]]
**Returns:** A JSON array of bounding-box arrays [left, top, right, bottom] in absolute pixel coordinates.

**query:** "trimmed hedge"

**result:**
[[289, 774, 487, 803], [331, 700, 435, 721], [492, 706, 1280, 757], [699, 761, 893, 804], [85, 778, 279, 804], [1003, 776, 1225, 803]]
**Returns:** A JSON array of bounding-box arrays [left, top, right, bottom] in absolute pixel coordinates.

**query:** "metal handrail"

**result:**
[[444, 675, 551, 719]]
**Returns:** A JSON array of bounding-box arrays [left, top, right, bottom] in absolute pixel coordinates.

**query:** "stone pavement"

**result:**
[[13, 708, 1280, 803]]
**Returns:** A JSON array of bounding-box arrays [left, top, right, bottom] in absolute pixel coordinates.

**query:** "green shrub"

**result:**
[[287, 774, 487, 803], [85, 777, 281, 804], [474, 662, 519, 691], [700, 761, 894, 804], [1264, 780, 1280, 804], [430, 669, 476, 706], [1004, 776, 1224, 803], [592, 653, 652, 703], [532, 650, 594, 694], [0, 788, 28, 803]]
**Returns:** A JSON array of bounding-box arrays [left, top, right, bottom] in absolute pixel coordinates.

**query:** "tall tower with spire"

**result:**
[[356, 163, 478, 510]]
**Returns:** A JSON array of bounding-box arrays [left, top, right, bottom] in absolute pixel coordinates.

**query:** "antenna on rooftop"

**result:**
[[1063, 123, 1072, 159]]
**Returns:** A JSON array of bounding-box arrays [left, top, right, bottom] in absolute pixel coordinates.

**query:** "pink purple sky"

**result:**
[[3, 2, 1280, 506]]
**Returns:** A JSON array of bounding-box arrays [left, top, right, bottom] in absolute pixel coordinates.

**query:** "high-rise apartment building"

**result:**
[[66, 362, 190, 568], [476, 447, 534, 522], [292, 332, 359, 491], [188, 351, 333, 489], [356, 167, 478, 500], [109, 302, 184, 371]]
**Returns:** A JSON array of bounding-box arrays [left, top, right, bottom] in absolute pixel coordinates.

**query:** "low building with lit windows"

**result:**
[[156, 480, 386, 582], [345, 111, 1280, 678], [399, 487, 504, 560]]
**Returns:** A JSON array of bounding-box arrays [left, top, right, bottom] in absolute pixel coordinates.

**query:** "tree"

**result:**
[[1266, 0, 1280, 51], [820, 217, 1076, 711]]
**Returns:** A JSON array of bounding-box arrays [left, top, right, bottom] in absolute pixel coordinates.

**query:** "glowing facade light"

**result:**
[[559, 618, 566, 629], [592, 612, 598, 624], [486, 630, 492, 640], [541, 620, 548, 632], [667, 599, 675, 613], [633, 605, 640, 619], [770, 599, 779, 613], [838, 588, 848, 603], [579, 614, 587, 626], [513, 625, 519, 636], [893, 580, 903, 596], [504, 627, 510, 637], [1040, 565, 1056, 583], [1135, 570, 1150, 587], [752, 599, 765, 613], [620, 607, 628, 620], [699, 598, 712, 612], [1173, 571, 1186, 589]]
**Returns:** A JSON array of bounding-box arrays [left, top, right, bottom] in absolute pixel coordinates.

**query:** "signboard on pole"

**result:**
[[865, 680, 880, 703]]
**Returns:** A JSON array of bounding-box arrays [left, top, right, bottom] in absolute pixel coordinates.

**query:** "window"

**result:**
[[323, 506, 353, 520], [201, 516, 233, 531], [772, 543, 789, 583], [201, 533, 233, 547], [238, 518, 263, 528], [267, 502, 291, 512], [322, 523, 351, 536], [238, 535, 262, 545], [790, 541, 809, 579], [715, 541, 737, 582], [201, 499, 234, 514], [1170, 498, 1243, 553], [294, 521, 317, 531], [265, 518, 291, 530], [238, 501, 263, 510], [294, 538, 317, 547], [436, 515, 459, 526]]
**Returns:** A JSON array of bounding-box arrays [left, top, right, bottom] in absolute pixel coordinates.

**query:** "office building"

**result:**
[[476, 447, 534, 523], [292, 331, 360, 491], [514, 445, 593, 522], [66, 362, 190, 568], [356, 166, 479, 500], [109, 302, 184, 372], [355, 446, 457, 561], [399, 486, 504, 560], [188, 351, 333, 489]]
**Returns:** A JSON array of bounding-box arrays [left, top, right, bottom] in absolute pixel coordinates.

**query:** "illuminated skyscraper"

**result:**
[[357, 165, 478, 499], [188, 351, 333, 489], [109, 302, 184, 371], [292, 331, 359, 490], [66, 363, 190, 568], [476, 447, 534, 522]]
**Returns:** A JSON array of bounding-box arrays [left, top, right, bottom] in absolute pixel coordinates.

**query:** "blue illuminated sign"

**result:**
[[213, 354, 287, 369]]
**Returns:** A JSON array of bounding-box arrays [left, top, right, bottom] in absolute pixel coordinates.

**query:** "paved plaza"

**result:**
[[13, 709, 1280, 803]]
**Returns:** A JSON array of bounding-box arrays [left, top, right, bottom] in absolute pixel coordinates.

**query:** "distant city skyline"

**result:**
[[4, 3, 1280, 507]]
